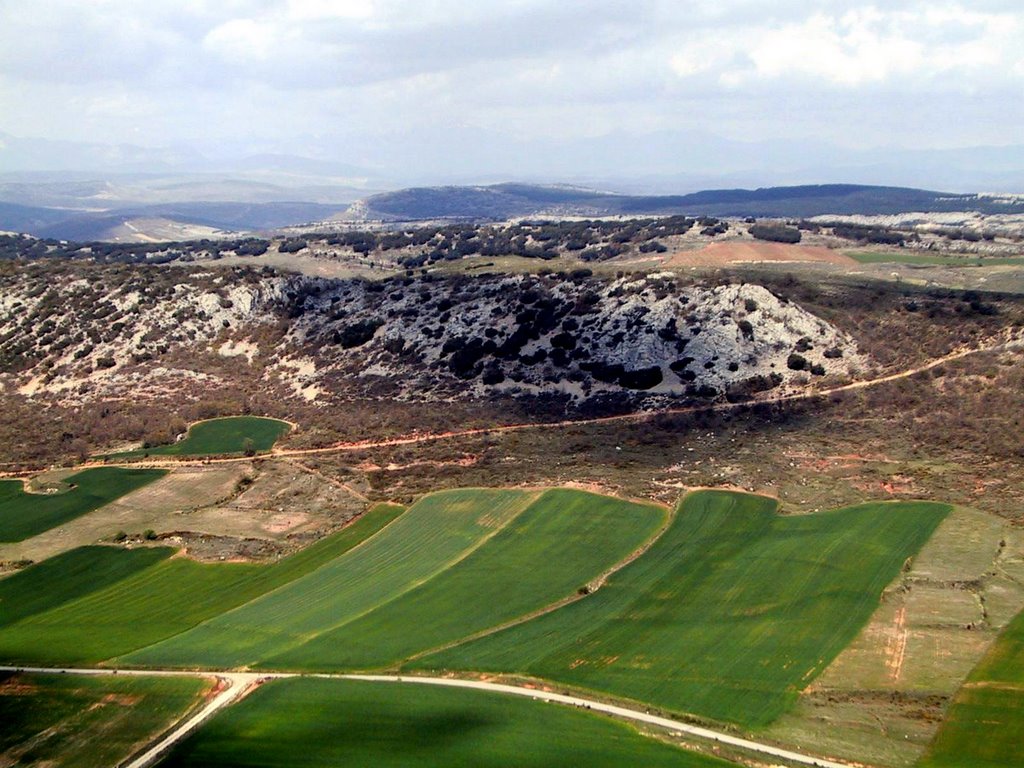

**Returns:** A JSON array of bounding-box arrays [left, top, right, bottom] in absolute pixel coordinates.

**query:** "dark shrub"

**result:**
[[618, 366, 663, 390], [749, 224, 802, 244], [336, 319, 384, 348]]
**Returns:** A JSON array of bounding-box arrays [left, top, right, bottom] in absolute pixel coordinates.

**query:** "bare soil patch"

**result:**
[[666, 241, 858, 267]]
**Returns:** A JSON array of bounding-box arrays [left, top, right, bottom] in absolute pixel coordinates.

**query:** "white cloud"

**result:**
[[286, 0, 376, 20], [203, 18, 280, 61], [0, 0, 1022, 161], [746, 10, 924, 86]]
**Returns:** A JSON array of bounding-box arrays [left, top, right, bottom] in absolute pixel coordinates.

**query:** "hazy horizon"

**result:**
[[2, 1, 1024, 192]]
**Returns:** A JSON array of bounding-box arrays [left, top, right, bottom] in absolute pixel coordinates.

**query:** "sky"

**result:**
[[1, 1, 1023, 184]]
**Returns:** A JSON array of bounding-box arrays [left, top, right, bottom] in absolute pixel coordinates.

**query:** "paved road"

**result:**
[[2, 666, 854, 768]]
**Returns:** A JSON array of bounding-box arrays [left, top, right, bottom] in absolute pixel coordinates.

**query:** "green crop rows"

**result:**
[[418, 490, 949, 728], [919, 605, 1024, 767], [0, 503, 403, 665], [160, 678, 730, 768], [132, 489, 664, 670], [111, 416, 291, 458]]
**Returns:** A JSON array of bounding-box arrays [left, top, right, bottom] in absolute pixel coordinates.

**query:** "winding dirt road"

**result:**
[[2, 666, 853, 768], [2, 333, 1017, 480]]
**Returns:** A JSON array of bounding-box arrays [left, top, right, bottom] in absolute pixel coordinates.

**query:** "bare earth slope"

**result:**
[[668, 241, 858, 267]]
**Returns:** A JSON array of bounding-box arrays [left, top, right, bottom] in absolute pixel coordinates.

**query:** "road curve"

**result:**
[[2, 666, 854, 768], [343, 674, 854, 768], [0, 667, 272, 768]]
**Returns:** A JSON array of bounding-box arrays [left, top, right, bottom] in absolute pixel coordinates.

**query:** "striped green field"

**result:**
[[0, 503, 403, 665], [0, 467, 165, 542], [919, 606, 1024, 767], [129, 489, 665, 671], [0, 546, 172, 628], [160, 678, 731, 768], [847, 250, 1024, 267], [417, 490, 949, 728], [0, 671, 210, 768], [110, 416, 291, 458], [264, 489, 666, 670]]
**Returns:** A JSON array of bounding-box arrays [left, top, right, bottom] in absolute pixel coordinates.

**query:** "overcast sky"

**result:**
[[1, 1, 1023, 177]]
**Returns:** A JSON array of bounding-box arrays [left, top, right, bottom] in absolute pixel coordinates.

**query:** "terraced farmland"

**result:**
[[418, 490, 950, 728], [131, 488, 664, 670], [919, 605, 1024, 767], [160, 678, 730, 768], [0, 671, 210, 768], [112, 416, 291, 458], [0, 503, 403, 665], [0, 467, 165, 542]]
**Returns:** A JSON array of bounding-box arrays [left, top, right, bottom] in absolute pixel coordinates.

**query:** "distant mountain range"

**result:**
[[359, 183, 1024, 221], [4, 183, 1023, 242], [0, 201, 346, 241]]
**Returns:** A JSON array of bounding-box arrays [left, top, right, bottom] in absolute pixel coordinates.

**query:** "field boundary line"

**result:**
[[242, 490, 542, 665], [401, 498, 677, 667]]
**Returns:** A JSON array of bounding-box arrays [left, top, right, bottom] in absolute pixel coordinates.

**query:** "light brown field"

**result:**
[[765, 505, 1024, 768], [666, 240, 858, 267], [0, 459, 372, 566], [0, 466, 249, 564]]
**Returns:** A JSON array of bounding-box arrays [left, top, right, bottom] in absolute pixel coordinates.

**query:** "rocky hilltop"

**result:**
[[0, 264, 861, 409]]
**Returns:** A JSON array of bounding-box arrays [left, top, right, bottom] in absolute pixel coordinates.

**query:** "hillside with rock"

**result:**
[[0, 264, 861, 411]]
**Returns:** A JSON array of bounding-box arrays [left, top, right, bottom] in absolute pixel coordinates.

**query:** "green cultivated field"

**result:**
[[128, 489, 536, 667], [161, 678, 730, 768], [0, 671, 209, 768], [132, 489, 661, 670], [112, 415, 291, 458], [0, 467, 165, 542], [0, 546, 171, 628], [265, 488, 665, 670], [419, 490, 949, 728], [919, 606, 1024, 767], [0, 503, 403, 665], [848, 250, 1024, 267]]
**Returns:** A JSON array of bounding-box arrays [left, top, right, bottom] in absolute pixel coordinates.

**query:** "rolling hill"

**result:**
[[358, 183, 1024, 221]]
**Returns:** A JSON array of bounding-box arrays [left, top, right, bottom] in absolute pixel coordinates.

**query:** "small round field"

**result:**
[[113, 416, 292, 458], [160, 678, 729, 768]]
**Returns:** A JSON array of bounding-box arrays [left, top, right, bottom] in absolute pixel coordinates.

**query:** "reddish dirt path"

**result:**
[[4, 334, 1018, 479], [261, 334, 1019, 460]]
